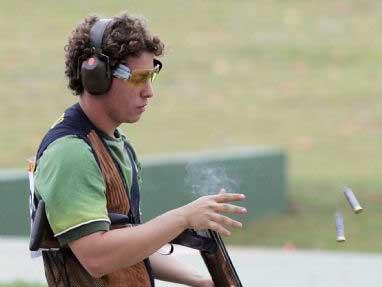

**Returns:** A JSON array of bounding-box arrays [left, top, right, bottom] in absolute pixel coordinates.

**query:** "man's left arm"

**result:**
[[149, 251, 214, 287]]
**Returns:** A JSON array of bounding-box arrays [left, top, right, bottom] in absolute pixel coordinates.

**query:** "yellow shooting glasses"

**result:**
[[113, 59, 162, 86]]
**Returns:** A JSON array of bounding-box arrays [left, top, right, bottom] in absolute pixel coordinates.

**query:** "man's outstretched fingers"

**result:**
[[213, 193, 245, 203], [208, 213, 243, 229], [208, 221, 231, 237], [216, 203, 247, 215]]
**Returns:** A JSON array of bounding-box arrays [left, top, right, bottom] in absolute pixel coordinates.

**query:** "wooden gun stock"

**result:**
[[170, 229, 242, 286], [199, 230, 242, 287]]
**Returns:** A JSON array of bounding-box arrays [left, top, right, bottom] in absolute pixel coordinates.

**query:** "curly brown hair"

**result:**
[[64, 12, 165, 95]]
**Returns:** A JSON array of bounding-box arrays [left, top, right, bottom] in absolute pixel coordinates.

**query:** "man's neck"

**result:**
[[79, 94, 119, 138]]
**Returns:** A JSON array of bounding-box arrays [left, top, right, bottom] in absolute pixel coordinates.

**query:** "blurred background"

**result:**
[[0, 0, 381, 286]]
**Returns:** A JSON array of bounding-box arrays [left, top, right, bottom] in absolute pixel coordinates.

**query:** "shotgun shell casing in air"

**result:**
[[343, 187, 363, 214], [335, 212, 346, 242]]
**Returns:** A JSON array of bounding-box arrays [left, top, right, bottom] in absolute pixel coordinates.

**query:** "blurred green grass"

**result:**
[[0, 0, 381, 253]]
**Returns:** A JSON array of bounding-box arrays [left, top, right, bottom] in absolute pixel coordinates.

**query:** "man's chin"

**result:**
[[125, 115, 141, 124]]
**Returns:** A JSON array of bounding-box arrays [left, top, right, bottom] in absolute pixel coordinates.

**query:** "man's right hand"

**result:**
[[175, 190, 247, 236]]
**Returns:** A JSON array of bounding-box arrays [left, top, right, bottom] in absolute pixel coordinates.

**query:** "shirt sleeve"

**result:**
[[34, 135, 110, 246]]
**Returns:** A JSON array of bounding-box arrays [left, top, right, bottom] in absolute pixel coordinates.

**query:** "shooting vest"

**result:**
[[33, 103, 154, 287]]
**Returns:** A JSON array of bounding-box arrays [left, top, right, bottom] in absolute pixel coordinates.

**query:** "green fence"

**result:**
[[0, 148, 287, 236], [0, 170, 31, 236]]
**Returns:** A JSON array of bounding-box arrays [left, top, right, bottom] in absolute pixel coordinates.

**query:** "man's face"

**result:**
[[103, 51, 156, 124]]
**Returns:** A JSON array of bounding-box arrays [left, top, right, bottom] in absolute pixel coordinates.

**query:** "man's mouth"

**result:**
[[137, 104, 147, 112]]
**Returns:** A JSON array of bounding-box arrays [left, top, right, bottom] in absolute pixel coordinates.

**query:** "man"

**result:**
[[32, 12, 246, 286]]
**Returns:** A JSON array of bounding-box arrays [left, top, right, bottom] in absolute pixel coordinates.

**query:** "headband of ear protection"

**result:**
[[77, 19, 113, 95]]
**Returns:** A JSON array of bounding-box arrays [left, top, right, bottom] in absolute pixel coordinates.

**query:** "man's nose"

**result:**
[[142, 81, 154, 98]]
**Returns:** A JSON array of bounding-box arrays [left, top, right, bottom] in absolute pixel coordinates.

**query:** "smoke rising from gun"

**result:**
[[185, 163, 240, 197]]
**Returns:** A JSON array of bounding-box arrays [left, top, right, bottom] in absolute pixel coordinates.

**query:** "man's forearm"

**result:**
[[69, 208, 186, 278], [150, 252, 211, 287], [69, 192, 245, 279]]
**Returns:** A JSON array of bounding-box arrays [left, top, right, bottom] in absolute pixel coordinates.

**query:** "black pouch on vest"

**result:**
[[29, 200, 60, 251]]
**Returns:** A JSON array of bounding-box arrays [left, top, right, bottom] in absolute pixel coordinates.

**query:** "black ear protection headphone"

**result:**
[[77, 19, 114, 95]]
